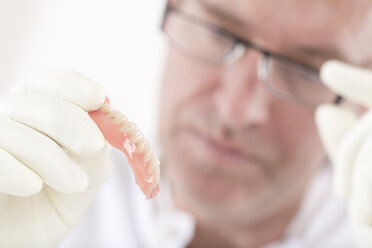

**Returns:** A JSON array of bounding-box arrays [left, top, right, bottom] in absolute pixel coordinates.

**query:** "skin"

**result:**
[[158, 0, 372, 247]]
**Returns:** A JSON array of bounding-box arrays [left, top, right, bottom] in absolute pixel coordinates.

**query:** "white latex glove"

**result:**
[[0, 69, 113, 247], [315, 60, 372, 247]]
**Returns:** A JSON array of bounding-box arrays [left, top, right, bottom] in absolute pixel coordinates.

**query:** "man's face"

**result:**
[[158, 0, 372, 225]]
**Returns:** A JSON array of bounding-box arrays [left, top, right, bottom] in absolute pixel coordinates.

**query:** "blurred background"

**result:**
[[0, 0, 166, 139]]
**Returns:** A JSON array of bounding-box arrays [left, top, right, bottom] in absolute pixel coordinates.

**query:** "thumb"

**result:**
[[315, 104, 357, 161], [315, 104, 357, 196]]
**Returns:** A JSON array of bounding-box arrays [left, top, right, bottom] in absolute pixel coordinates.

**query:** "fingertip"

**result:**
[[321, 60, 372, 107], [315, 104, 340, 132], [315, 104, 356, 131], [85, 81, 107, 111], [19, 69, 107, 111], [0, 169, 44, 197], [17, 174, 44, 197], [320, 60, 346, 87], [42, 154, 90, 193], [0, 149, 44, 196], [62, 167, 89, 193], [49, 69, 107, 111], [315, 104, 356, 165], [52, 69, 107, 111], [71, 130, 106, 158], [75, 171, 90, 193]]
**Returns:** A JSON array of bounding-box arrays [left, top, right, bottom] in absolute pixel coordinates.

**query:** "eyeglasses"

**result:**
[[161, 4, 340, 108]]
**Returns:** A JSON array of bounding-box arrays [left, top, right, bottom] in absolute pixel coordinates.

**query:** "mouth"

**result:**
[[182, 126, 265, 168], [202, 133, 261, 164], [171, 127, 270, 196]]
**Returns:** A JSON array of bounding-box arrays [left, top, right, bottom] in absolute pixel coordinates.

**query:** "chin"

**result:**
[[169, 158, 270, 223], [163, 129, 276, 222]]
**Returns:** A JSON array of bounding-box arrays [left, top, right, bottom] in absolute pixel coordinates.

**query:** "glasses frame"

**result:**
[[161, 3, 342, 107]]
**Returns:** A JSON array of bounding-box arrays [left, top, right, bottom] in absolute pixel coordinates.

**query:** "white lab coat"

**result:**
[[61, 149, 355, 248]]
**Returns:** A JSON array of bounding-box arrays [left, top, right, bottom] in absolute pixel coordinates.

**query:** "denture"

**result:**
[[89, 98, 160, 199]]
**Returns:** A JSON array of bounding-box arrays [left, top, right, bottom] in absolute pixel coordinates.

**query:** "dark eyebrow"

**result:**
[[197, 0, 246, 27], [294, 46, 343, 60], [295, 46, 372, 69], [288, 45, 346, 69]]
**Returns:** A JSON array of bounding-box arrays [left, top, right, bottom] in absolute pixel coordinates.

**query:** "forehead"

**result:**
[[179, 0, 372, 67]]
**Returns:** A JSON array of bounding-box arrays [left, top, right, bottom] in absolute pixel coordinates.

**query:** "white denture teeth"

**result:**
[[107, 110, 117, 116], [108, 110, 121, 118], [117, 120, 129, 128], [111, 112, 126, 121], [126, 125, 137, 136], [131, 131, 144, 144], [154, 173, 160, 184], [151, 164, 160, 184], [143, 150, 152, 163], [119, 126, 129, 134], [119, 120, 132, 130], [100, 103, 112, 113], [136, 139, 147, 153], [107, 107, 160, 182], [147, 163, 156, 174], [113, 114, 157, 161], [137, 141, 149, 154], [154, 158, 160, 167], [93, 101, 161, 198], [112, 112, 128, 121], [113, 115, 125, 124]]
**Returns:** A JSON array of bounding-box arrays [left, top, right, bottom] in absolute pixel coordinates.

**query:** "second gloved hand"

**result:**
[[315, 60, 372, 247], [0, 69, 113, 247]]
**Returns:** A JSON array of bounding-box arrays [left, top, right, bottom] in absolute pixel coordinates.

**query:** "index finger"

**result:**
[[12, 69, 106, 112], [321, 60, 372, 107]]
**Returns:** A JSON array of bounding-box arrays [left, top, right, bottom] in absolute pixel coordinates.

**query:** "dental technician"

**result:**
[[1, 0, 372, 247]]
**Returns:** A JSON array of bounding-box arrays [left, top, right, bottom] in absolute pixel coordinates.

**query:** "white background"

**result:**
[[0, 0, 167, 138]]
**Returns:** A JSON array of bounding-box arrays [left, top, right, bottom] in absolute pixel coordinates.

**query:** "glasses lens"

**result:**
[[266, 58, 336, 107], [163, 11, 234, 64]]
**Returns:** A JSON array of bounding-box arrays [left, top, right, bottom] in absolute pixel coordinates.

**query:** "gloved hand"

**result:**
[[0, 69, 113, 247], [315, 60, 372, 247]]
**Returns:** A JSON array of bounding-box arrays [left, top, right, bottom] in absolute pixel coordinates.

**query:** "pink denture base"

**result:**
[[89, 99, 159, 199]]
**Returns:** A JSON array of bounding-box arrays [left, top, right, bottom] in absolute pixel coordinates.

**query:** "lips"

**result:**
[[204, 135, 255, 160], [182, 123, 266, 168], [204, 132, 265, 164]]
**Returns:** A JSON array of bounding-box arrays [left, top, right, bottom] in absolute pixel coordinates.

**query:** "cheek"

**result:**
[[274, 104, 324, 168], [162, 47, 220, 95], [159, 48, 219, 139]]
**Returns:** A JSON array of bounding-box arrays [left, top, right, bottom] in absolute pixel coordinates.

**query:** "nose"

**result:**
[[214, 51, 271, 128]]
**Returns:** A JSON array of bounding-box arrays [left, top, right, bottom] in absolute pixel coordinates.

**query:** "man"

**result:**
[[0, 0, 372, 247]]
